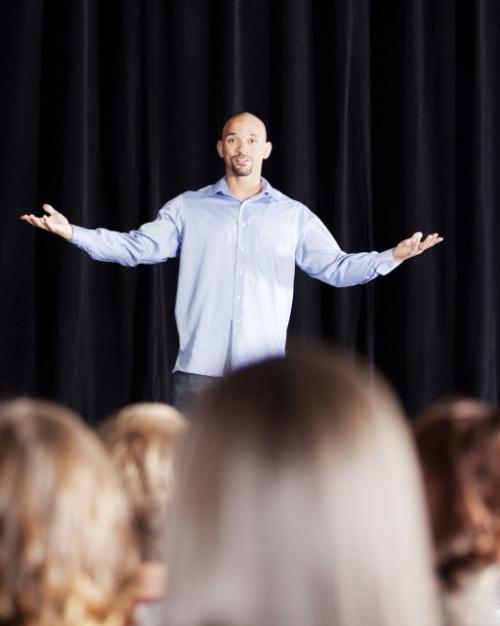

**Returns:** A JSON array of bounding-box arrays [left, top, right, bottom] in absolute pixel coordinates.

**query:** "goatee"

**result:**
[[231, 156, 253, 177]]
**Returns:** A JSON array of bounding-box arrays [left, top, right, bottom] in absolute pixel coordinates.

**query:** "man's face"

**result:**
[[217, 115, 272, 177]]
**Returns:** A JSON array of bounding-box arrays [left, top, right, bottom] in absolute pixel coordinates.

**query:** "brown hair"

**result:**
[[414, 397, 500, 590], [0, 398, 139, 626], [163, 347, 440, 626], [97, 403, 187, 561]]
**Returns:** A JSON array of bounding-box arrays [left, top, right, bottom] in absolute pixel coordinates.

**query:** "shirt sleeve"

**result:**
[[68, 197, 183, 267], [295, 210, 401, 287]]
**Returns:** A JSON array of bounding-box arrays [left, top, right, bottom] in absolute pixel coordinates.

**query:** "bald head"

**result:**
[[221, 113, 268, 141], [217, 113, 272, 180]]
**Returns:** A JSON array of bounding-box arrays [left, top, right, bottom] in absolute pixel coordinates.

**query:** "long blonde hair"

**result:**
[[164, 347, 440, 626], [0, 398, 139, 626]]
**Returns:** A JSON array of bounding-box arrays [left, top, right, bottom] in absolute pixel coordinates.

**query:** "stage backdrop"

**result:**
[[1, 0, 498, 422]]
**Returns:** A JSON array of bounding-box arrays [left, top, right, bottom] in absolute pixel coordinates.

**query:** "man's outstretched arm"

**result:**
[[295, 211, 443, 287], [21, 200, 182, 266]]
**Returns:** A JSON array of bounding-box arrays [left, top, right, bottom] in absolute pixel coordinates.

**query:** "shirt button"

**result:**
[[236, 295, 241, 299], [240, 246, 244, 251], [236, 319, 241, 324], [238, 270, 243, 275], [241, 222, 246, 227]]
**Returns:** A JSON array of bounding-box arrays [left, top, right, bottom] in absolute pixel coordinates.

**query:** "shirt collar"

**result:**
[[202, 176, 276, 201]]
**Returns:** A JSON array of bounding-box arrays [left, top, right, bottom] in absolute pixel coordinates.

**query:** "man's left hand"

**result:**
[[393, 231, 443, 262]]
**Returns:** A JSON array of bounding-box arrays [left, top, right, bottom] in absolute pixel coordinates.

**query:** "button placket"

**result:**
[[232, 200, 248, 353]]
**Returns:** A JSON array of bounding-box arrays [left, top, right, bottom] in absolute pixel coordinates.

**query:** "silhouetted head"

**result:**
[[163, 347, 440, 626]]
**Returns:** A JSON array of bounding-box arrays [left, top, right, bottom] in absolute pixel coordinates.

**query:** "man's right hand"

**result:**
[[20, 204, 73, 240]]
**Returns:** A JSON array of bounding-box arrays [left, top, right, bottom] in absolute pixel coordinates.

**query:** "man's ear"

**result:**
[[216, 140, 224, 158], [263, 141, 273, 159]]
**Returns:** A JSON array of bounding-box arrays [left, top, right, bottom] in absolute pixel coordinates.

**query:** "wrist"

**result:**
[[61, 225, 73, 241], [392, 247, 406, 263]]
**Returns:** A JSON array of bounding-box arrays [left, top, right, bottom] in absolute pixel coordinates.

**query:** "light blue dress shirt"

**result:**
[[70, 177, 400, 375]]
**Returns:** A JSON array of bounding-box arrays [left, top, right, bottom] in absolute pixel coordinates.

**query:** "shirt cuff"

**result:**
[[376, 248, 402, 276], [69, 225, 93, 248]]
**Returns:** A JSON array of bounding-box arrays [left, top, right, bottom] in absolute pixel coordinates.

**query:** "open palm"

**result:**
[[20, 204, 73, 240], [393, 231, 443, 262]]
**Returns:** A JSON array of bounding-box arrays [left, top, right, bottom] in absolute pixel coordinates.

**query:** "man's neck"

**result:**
[[225, 173, 263, 201]]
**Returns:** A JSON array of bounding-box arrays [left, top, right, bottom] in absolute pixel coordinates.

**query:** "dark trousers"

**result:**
[[172, 371, 219, 415]]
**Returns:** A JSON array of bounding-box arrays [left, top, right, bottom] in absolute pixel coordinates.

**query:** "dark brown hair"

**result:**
[[414, 397, 500, 590]]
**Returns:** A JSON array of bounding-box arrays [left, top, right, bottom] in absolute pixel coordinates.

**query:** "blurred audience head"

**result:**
[[97, 402, 187, 562], [0, 398, 139, 626], [163, 346, 440, 626], [414, 396, 500, 590]]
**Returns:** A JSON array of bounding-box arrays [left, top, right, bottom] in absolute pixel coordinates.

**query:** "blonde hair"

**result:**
[[164, 347, 440, 626], [97, 403, 187, 561], [0, 398, 139, 626]]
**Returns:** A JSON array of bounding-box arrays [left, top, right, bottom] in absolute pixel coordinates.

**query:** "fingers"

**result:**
[[417, 233, 444, 251], [402, 231, 422, 253], [20, 214, 50, 231], [410, 231, 423, 251], [20, 204, 58, 232], [42, 215, 57, 233], [20, 212, 58, 233], [394, 231, 443, 261]]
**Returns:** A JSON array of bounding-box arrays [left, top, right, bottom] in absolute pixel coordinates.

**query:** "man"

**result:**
[[21, 113, 443, 410]]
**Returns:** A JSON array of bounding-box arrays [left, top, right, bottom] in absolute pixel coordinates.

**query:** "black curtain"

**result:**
[[1, 0, 498, 423]]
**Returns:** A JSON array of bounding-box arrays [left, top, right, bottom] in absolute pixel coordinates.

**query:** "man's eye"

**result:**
[[248, 138, 256, 144]]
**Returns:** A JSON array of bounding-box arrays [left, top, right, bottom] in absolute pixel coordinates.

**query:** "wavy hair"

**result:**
[[0, 398, 139, 626], [97, 402, 187, 561]]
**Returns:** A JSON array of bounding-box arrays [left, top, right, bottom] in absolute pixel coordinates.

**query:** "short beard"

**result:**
[[230, 157, 253, 177]]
